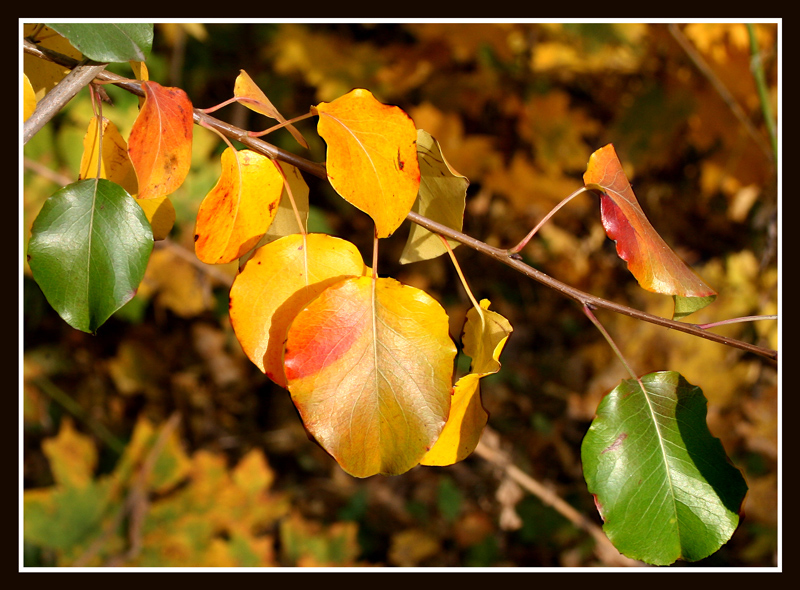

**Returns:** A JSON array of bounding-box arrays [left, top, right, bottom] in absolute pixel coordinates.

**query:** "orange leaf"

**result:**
[[584, 144, 716, 318], [421, 299, 512, 466], [285, 276, 456, 477], [194, 148, 284, 265], [315, 89, 420, 238], [128, 81, 193, 200], [229, 234, 366, 387], [234, 70, 308, 149]]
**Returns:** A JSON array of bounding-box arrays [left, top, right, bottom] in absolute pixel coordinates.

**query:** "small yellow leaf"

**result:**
[[79, 116, 138, 196], [194, 148, 284, 264], [136, 196, 175, 240], [422, 299, 512, 466], [234, 70, 308, 148], [23, 74, 36, 121], [130, 60, 149, 81], [315, 89, 420, 238]]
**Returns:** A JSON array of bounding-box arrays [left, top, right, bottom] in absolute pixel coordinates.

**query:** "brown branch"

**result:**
[[23, 39, 778, 363], [23, 56, 108, 145], [474, 432, 643, 567]]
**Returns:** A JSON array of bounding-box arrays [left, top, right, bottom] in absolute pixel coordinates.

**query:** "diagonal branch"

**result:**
[[23, 39, 778, 363]]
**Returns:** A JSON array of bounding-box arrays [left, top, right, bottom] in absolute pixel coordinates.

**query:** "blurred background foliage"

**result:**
[[23, 22, 778, 568]]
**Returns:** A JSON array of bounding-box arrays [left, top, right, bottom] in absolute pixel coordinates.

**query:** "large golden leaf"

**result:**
[[285, 276, 456, 477], [315, 89, 420, 238], [229, 234, 366, 387]]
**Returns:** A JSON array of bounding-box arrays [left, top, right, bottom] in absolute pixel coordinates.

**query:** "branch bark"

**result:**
[[23, 39, 778, 363]]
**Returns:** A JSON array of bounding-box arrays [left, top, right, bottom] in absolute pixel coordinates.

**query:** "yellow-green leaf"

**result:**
[[229, 234, 366, 387], [315, 89, 420, 238], [401, 129, 468, 264], [285, 276, 456, 477], [422, 299, 512, 466], [194, 148, 284, 264]]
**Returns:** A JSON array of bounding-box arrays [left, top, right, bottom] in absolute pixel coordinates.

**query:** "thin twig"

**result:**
[[23, 56, 108, 145], [668, 23, 774, 165], [474, 434, 642, 567]]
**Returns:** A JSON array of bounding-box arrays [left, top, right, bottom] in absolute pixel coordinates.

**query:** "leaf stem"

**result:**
[[372, 229, 379, 280], [507, 187, 590, 255], [582, 304, 644, 391], [695, 314, 777, 330], [249, 111, 314, 138], [439, 235, 483, 320]]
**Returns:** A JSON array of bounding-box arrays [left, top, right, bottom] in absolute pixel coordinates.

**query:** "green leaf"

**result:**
[[46, 23, 153, 62], [27, 179, 154, 333], [581, 371, 747, 565]]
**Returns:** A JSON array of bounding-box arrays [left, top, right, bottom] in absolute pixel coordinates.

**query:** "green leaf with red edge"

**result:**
[[581, 371, 747, 565], [584, 144, 716, 319], [314, 89, 421, 238], [229, 234, 367, 388], [128, 81, 193, 200], [194, 148, 284, 265], [284, 276, 456, 477]]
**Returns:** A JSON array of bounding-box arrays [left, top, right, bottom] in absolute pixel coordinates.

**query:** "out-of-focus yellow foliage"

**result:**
[[137, 247, 215, 318]]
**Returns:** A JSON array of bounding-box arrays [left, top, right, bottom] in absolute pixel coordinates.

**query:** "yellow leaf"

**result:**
[[23, 74, 36, 121], [79, 116, 139, 196], [238, 163, 309, 268], [194, 148, 284, 264], [229, 234, 366, 387], [422, 299, 512, 466], [315, 88, 420, 238], [234, 69, 308, 148], [285, 276, 456, 477], [400, 129, 468, 264], [139, 248, 214, 318], [136, 196, 175, 241]]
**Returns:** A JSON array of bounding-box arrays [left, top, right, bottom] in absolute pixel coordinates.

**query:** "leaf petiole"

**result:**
[[507, 187, 590, 255], [583, 304, 645, 392]]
